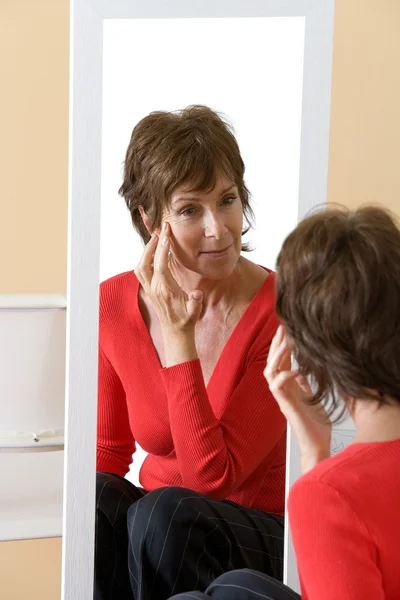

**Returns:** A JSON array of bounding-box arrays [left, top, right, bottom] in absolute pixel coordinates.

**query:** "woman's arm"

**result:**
[[264, 326, 332, 474], [266, 327, 384, 597], [161, 344, 286, 498], [97, 345, 136, 476], [289, 479, 385, 600], [135, 226, 285, 496]]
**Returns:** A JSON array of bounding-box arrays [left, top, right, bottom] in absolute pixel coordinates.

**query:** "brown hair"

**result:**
[[119, 105, 254, 249], [276, 205, 400, 420]]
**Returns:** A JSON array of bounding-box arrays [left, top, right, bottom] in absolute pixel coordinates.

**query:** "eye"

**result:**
[[181, 207, 197, 217], [221, 196, 236, 206]]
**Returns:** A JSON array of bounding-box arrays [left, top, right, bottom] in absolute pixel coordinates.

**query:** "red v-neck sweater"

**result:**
[[97, 269, 286, 515], [289, 439, 400, 599]]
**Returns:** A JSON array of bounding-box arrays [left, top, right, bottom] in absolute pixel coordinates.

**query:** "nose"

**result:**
[[203, 210, 227, 240]]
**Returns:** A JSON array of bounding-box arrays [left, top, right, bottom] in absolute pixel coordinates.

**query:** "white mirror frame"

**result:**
[[63, 1, 335, 598]]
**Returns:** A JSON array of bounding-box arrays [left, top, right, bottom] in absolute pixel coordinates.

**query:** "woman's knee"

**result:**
[[127, 486, 200, 545], [206, 569, 298, 600], [169, 571, 291, 600], [96, 471, 140, 526], [96, 472, 125, 507]]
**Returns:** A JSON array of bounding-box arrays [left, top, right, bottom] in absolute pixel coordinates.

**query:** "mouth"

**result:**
[[200, 243, 233, 257]]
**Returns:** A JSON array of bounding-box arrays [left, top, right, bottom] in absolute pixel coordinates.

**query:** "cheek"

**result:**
[[169, 223, 201, 253], [228, 209, 244, 235], [163, 213, 193, 251]]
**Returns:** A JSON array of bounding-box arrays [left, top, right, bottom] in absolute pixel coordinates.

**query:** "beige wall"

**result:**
[[1, 1, 399, 599], [328, 0, 400, 216], [0, 0, 69, 294], [0, 538, 62, 600]]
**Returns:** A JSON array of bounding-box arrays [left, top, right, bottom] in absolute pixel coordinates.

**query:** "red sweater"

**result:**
[[289, 439, 400, 599], [97, 269, 286, 515]]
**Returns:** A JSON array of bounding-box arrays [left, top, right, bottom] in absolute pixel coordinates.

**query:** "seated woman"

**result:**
[[170, 205, 400, 599], [95, 105, 287, 600]]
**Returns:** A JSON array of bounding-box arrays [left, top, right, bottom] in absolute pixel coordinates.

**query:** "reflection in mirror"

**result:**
[[95, 16, 304, 600]]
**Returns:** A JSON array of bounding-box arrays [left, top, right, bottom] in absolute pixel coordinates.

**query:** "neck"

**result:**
[[351, 398, 400, 443]]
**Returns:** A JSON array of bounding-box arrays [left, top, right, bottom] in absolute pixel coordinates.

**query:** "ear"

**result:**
[[344, 395, 355, 415], [138, 206, 153, 235]]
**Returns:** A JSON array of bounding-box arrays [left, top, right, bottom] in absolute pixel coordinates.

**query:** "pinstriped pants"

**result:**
[[170, 570, 301, 600], [95, 472, 284, 600]]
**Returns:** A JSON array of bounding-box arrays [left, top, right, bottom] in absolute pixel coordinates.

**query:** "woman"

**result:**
[[171, 205, 400, 599], [95, 105, 287, 600]]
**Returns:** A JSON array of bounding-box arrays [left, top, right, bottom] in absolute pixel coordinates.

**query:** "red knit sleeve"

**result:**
[[288, 478, 385, 600], [96, 345, 136, 476], [160, 344, 286, 499]]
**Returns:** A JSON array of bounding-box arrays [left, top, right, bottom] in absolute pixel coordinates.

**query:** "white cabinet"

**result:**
[[0, 296, 66, 541]]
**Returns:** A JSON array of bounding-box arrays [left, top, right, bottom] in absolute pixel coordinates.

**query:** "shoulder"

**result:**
[[242, 266, 279, 358], [100, 270, 137, 303], [259, 267, 276, 309], [100, 269, 137, 292], [287, 454, 360, 538], [99, 270, 138, 323], [240, 259, 277, 314], [288, 442, 391, 515], [291, 444, 366, 492], [246, 261, 276, 305], [286, 444, 398, 565]]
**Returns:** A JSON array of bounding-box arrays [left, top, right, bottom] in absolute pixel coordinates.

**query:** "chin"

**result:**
[[192, 255, 240, 280]]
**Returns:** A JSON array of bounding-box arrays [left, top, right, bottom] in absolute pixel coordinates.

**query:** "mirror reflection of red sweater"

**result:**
[[289, 439, 400, 599], [96, 270, 286, 516]]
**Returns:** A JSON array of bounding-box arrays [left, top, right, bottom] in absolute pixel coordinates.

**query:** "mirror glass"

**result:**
[[100, 16, 305, 482]]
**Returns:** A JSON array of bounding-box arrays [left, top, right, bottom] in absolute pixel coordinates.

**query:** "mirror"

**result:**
[[64, 1, 335, 598], [100, 15, 305, 488]]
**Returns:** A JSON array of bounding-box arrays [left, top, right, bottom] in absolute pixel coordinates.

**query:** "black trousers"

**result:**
[[169, 570, 301, 600], [95, 472, 285, 600]]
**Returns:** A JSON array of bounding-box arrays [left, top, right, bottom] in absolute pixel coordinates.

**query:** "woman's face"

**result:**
[[163, 174, 244, 279]]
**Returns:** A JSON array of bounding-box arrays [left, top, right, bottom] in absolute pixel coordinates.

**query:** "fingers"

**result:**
[[264, 368, 301, 419], [268, 369, 299, 396], [295, 374, 313, 396], [269, 324, 284, 358], [153, 222, 171, 275], [135, 233, 159, 289], [186, 290, 204, 322], [265, 333, 291, 385], [264, 326, 282, 381]]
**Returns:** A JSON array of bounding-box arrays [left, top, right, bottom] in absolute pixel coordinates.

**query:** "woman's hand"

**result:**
[[264, 326, 332, 474], [135, 222, 203, 334]]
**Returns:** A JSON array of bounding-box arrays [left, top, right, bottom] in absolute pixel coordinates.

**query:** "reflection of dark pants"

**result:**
[[95, 472, 285, 600], [169, 570, 301, 600]]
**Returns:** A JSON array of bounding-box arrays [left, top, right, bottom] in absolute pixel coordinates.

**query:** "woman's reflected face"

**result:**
[[163, 174, 244, 279]]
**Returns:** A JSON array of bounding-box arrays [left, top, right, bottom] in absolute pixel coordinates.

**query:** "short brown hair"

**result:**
[[119, 105, 254, 249], [276, 205, 400, 420]]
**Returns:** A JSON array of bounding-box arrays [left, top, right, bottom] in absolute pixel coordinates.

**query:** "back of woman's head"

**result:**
[[276, 205, 400, 418]]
